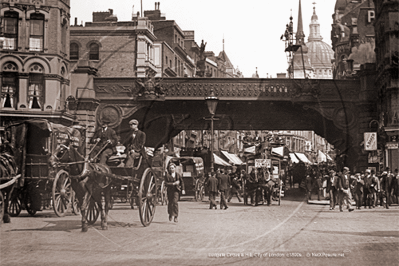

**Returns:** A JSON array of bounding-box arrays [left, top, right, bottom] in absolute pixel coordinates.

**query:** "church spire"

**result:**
[[296, 0, 305, 45], [308, 3, 323, 42]]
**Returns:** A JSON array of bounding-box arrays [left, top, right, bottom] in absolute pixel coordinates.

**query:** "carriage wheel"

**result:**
[[52, 170, 73, 217], [160, 181, 168, 206], [86, 198, 99, 225], [8, 194, 21, 217], [71, 191, 81, 215], [25, 191, 37, 216], [0, 191, 4, 223], [138, 168, 157, 227]]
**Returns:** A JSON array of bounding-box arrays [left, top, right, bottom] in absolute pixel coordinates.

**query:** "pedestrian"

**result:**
[[90, 118, 118, 165], [316, 174, 323, 201], [218, 168, 230, 210], [338, 167, 354, 212], [228, 173, 242, 203], [352, 173, 364, 209], [263, 168, 275, 206], [364, 169, 374, 209], [370, 170, 380, 208], [207, 172, 218, 209], [393, 169, 399, 205], [328, 170, 338, 210], [165, 163, 185, 223], [379, 168, 392, 209], [305, 174, 313, 202], [122, 119, 146, 168]]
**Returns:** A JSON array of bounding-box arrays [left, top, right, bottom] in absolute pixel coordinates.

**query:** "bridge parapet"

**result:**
[[94, 77, 361, 102]]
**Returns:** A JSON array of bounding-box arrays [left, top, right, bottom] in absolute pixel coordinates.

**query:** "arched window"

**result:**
[[70, 43, 79, 60], [1, 62, 19, 109], [30, 13, 45, 51], [3, 11, 19, 50], [89, 43, 99, 60], [28, 64, 45, 109]]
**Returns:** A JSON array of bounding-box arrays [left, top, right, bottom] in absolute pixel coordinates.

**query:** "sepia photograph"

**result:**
[[0, 0, 398, 265]]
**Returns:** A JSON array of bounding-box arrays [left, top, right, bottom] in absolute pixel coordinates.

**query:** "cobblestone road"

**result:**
[[1, 189, 398, 266]]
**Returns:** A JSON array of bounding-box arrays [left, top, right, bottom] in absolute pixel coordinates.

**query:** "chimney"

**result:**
[[74, 17, 77, 26], [155, 2, 157, 10], [158, 2, 160, 10]]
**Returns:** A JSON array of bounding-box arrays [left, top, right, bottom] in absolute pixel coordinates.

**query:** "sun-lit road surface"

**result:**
[[1, 189, 398, 266]]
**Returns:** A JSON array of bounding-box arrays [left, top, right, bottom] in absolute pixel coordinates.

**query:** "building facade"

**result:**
[[373, 0, 399, 171], [0, 0, 73, 133]]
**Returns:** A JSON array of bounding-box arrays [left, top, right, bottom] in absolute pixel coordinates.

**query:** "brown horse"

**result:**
[[51, 143, 112, 232]]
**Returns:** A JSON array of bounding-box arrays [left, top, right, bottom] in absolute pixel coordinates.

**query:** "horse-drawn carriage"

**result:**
[[243, 156, 284, 206], [1, 120, 84, 218], [1, 119, 161, 230]]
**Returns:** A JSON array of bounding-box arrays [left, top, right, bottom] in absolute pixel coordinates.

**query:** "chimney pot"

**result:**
[[74, 17, 77, 26]]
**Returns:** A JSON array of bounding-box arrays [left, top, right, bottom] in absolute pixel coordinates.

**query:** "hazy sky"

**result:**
[[70, 0, 336, 78]]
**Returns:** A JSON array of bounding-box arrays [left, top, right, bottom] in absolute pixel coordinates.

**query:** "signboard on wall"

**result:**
[[364, 132, 377, 151]]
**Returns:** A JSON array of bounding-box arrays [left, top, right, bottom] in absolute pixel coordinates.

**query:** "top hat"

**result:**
[[343, 167, 350, 172]]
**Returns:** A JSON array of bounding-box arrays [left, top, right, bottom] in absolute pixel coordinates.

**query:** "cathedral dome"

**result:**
[[306, 40, 334, 68]]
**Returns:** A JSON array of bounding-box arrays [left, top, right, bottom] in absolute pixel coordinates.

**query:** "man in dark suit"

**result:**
[[328, 170, 338, 210], [218, 169, 230, 210], [338, 167, 354, 212], [123, 119, 146, 168], [207, 172, 218, 209], [90, 119, 118, 165]]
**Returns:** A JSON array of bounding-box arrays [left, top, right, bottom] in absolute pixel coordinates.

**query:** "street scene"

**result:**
[[1, 0, 399, 265], [1, 190, 398, 266]]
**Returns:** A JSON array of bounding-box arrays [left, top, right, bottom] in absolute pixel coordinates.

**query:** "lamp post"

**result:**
[[205, 89, 219, 173]]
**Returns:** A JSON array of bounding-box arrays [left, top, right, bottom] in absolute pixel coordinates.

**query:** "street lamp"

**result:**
[[205, 89, 219, 173]]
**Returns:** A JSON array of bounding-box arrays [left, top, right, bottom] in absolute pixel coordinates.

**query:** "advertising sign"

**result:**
[[386, 142, 398, 149], [364, 132, 377, 151], [255, 159, 271, 168]]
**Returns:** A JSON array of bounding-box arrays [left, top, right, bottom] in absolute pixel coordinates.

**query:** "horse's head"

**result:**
[[50, 142, 86, 176]]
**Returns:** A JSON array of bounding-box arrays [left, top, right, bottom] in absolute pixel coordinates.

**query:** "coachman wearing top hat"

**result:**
[[90, 118, 118, 165]]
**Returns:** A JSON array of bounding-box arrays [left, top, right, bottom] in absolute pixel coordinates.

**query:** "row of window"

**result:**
[[2, 11, 45, 52], [70, 42, 99, 60], [1, 72, 44, 109]]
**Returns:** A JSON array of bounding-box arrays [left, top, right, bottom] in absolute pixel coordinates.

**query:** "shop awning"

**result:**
[[272, 147, 284, 157], [317, 150, 327, 163], [214, 153, 231, 166], [295, 152, 312, 164], [326, 153, 333, 161], [289, 153, 300, 163], [221, 150, 244, 165], [244, 146, 256, 154]]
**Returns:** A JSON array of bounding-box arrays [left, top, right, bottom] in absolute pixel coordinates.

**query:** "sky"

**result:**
[[70, 0, 336, 78]]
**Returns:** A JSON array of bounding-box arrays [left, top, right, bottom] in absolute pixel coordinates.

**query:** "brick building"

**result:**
[[373, 0, 399, 171], [0, 0, 73, 132], [331, 0, 375, 79]]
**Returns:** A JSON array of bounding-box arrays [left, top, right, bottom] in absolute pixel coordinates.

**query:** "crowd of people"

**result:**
[[302, 165, 399, 212], [203, 166, 280, 210]]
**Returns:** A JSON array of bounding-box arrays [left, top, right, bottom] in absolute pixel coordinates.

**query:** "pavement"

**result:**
[[1, 188, 398, 266]]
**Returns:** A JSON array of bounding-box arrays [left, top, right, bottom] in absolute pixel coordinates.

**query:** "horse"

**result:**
[[51, 142, 113, 232], [0, 152, 18, 224]]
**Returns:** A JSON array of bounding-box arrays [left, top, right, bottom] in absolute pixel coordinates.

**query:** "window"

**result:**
[[28, 64, 44, 109], [165, 56, 168, 67], [30, 13, 44, 52], [3, 11, 19, 50], [1, 64, 18, 109], [89, 43, 99, 60], [70, 43, 79, 60]]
